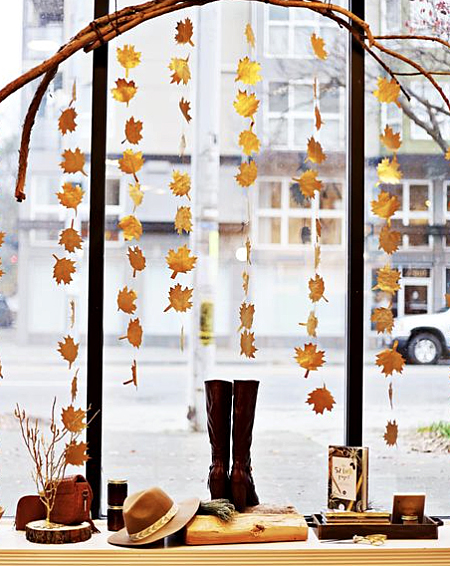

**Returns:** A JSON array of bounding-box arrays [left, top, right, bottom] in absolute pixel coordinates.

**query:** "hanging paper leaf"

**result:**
[[119, 149, 144, 177], [170, 170, 191, 199], [373, 265, 401, 294], [60, 148, 87, 176], [384, 419, 398, 446], [294, 343, 325, 378], [240, 330, 257, 358], [119, 215, 143, 241], [56, 182, 85, 213], [306, 386, 335, 414], [120, 318, 143, 348], [235, 57, 262, 86], [236, 161, 258, 187], [57, 335, 79, 369], [292, 169, 322, 199], [179, 98, 192, 123], [71, 371, 78, 402], [373, 76, 401, 107], [71, 80, 77, 105], [316, 219, 322, 239], [245, 23, 255, 48], [0, 261, 4, 279], [379, 225, 401, 254], [117, 45, 141, 77], [174, 206, 193, 234], [125, 117, 143, 145], [123, 360, 138, 388], [445, 148, 450, 161], [175, 18, 194, 46], [388, 382, 394, 410], [58, 107, 77, 135], [61, 405, 86, 433], [164, 284, 193, 312], [308, 274, 328, 303], [377, 155, 402, 184], [246, 237, 252, 265], [239, 302, 255, 331], [371, 191, 400, 220], [59, 223, 82, 253], [179, 133, 187, 157], [0, 360, 3, 378], [306, 137, 327, 165], [0, 232, 5, 247], [117, 286, 138, 314], [311, 33, 328, 60], [242, 271, 249, 294], [166, 245, 197, 278], [111, 78, 138, 106], [53, 255, 76, 285], [299, 311, 318, 337], [371, 307, 394, 334], [65, 441, 89, 466], [233, 90, 260, 119], [380, 125, 402, 152], [128, 182, 144, 209], [128, 246, 146, 276], [169, 56, 191, 85], [314, 245, 321, 270], [314, 106, 323, 131], [376, 340, 405, 376], [70, 300, 75, 328], [238, 128, 260, 156]]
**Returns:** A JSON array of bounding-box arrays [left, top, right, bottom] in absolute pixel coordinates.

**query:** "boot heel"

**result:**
[[231, 481, 247, 512], [209, 476, 227, 500]]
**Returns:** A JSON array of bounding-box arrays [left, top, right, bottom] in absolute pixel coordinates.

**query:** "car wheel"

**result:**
[[407, 333, 442, 365]]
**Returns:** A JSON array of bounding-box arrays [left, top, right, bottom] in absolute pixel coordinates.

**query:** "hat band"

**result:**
[[129, 503, 179, 542]]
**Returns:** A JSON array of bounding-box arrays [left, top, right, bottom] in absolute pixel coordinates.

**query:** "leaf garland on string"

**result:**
[[311, 33, 328, 60], [123, 360, 138, 388], [371, 307, 395, 334], [375, 341, 405, 377], [119, 149, 144, 177], [373, 76, 401, 107], [111, 78, 138, 105], [128, 246, 146, 276], [245, 23, 255, 48], [179, 98, 192, 123], [170, 170, 191, 199], [378, 225, 401, 254], [117, 45, 141, 78], [60, 149, 87, 176], [56, 182, 85, 213], [65, 441, 89, 466], [164, 284, 193, 313], [299, 311, 318, 337], [238, 128, 260, 156], [235, 57, 262, 86], [293, 169, 322, 199], [306, 386, 335, 414], [125, 117, 143, 145], [377, 155, 402, 184], [59, 107, 77, 135], [61, 405, 86, 433], [175, 18, 194, 46], [239, 302, 255, 331], [166, 245, 197, 279], [306, 137, 327, 165], [371, 191, 400, 221], [380, 125, 402, 152], [169, 56, 191, 85], [373, 265, 401, 294], [294, 343, 325, 378], [174, 206, 192, 234], [57, 336, 79, 369], [128, 183, 144, 209], [120, 318, 143, 348], [59, 223, 83, 253], [117, 286, 138, 314], [53, 255, 76, 285], [308, 274, 328, 303], [384, 420, 398, 446], [119, 215, 143, 241], [240, 330, 257, 358], [233, 90, 260, 119], [236, 161, 258, 187]]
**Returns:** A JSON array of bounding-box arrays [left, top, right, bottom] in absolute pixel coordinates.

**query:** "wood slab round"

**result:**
[[25, 520, 92, 544]]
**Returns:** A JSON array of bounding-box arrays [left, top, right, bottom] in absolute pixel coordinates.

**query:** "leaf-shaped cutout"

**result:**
[[71, 371, 78, 402], [61, 405, 86, 433], [0, 261, 4, 279], [316, 219, 322, 239], [129, 182, 144, 209], [56, 182, 85, 213], [380, 125, 402, 152], [308, 274, 328, 303], [246, 237, 252, 265], [179, 98, 192, 123], [59, 222, 82, 253], [70, 300, 75, 328], [53, 255, 76, 285], [373, 76, 401, 107], [292, 169, 322, 199], [240, 330, 257, 358], [233, 90, 260, 119], [169, 56, 191, 85], [384, 419, 398, 446], [377, 155, 402, 184], [60, 148, 87, 176], [311, 32, 328, 60], [117, 45, 141, 77], [119, 149, 144, 177], [65, 441, 89, 466], [294, 343, 325, 378], [239, 302, 255, 331], [179, 134, 187, 157], [235, 57, 262, 86], [119, 215, 142, 241], [164, 284, 193, 312], [306, 137, 327, 165], [245, 23, 255, 47], [120, 318, 143, 348], [125, 117, 143, 145], [373, 265, 401, 294], [379, 224, 401, 254], [446, 147, 450, 161], [117, 286, 137, 314], [170, 170, 191, 199], [376, 340, 405, 376], [58, 107, 77, 135], [242, 271, 249, 295], [175, 18, 194, 46], [236, 161, 258, 187], [306, 386, 335, 414], [371, 307, 394, 334], [123, 359, 138, 388], [299, 311, 318, 337], [238, 128, 261, 156], [57, 335, 79, 369], [111, 78, 138, 105], [128, 246, 146, 276], [166, 245, 197, 279], [0, 232, 5, 247], [174, 206, 193, 234], [314, 245, 321, 270], [388, 382, 394, 410], [371, 191, 400, 220]]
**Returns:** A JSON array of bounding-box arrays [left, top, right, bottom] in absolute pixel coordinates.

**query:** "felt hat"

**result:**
[[108, 486, 199, 546]]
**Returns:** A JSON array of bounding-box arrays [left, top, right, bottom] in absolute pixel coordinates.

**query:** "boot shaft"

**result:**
[[205, 380, 232, 463], [232, 380, 259, 464]]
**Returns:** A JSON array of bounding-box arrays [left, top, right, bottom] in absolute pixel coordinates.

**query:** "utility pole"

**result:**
[[188, 3, 221, 432]]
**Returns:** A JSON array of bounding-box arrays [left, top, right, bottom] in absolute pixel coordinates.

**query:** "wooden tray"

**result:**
[[311, 513, 442, 540]]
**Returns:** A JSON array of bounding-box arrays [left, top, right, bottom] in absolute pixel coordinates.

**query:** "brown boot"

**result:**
[[230, 380, 260, 512], [205, 380, 232, 500]]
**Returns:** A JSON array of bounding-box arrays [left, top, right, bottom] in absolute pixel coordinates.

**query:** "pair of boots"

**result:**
[[205, 379, 259, 512]]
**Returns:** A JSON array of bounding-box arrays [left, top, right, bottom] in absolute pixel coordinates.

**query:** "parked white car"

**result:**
[[389, 308, 450, 364]]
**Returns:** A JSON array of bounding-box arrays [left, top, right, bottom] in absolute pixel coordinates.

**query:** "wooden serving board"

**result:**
[[25, 520, 92, 544], [185, 513, 308, 545]]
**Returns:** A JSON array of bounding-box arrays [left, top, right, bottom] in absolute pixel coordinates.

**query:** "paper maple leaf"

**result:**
[[236, 161, 258, 188], [0, 232, 5, 247], [164, 284, 193, 313], [371, 191, 400, 220], [61, 405, 86, 433], [166, 245, 197, 278], [378, 225, 401, 255], [316, 219, 322, 240], [119, 215, 142, 241], [245, 23, 255, 47], [388, 382, 394, 410], [239, 302, 255, 331], [314, 106, 323, 131], [169, 56, 191, 85], [315, 245, 321, 270], [384, 419, 398, 446], [240, 330, 257, 358], [306, 137, 327, 165], [119, 149, 144, 178], [380, 125, 401, 152], [293, 169, 322, 199], [123, 360, 138, 388], [373, 265, 401, 294], [60, 148, 87, 176], [233, 90, 260, 119], [117, 286, 137, 314], [120, 318, 143, 348], [294, 343, 325, 378], [376, 340, 405, 376], [65, 441, 89, 466], [446, 147, 450, 161], [371, 307, 394, 334], [311, 32, 328, 60], [53, 255, 76, 285], [175, 18, 194, 46], [242, 271, 249, 295], [58, 107, 77, 135], [111, 78, 138, 105], [179, 97, 192, 123], [117, 44, 141, 77], [128, 182, 144, 209], [377, 155, 402, 184], [70, 300, 75, 328], [59, 225, 83, 253], [125, 117, 143, 145], [373, 76, 401, 107], [306, 386, 335, 414], [56, 182, 85, 213], [174, 206, 192, 234], [128, 246, 146, 276], [299, 311, 318, 337], [246, 237, 252, 265], [71, 372, 78, 402], [57, 335, 79, 369], [238, 128, 260, 156], [235, 57, 262, 86], [308, 274, 328, 303], [170, 170, 191, 199]]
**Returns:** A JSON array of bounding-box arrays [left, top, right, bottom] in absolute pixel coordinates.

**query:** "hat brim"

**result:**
[[107, 497, 200, 547]]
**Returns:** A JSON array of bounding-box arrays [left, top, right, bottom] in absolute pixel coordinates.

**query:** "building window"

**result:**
[[381, 0, 402, 34]]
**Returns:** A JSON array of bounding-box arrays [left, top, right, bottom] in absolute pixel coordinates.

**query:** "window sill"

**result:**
[[1, 520, 450, 565]]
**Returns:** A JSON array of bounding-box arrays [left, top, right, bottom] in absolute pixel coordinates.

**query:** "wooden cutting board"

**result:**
[[185, 513, 308, 545]]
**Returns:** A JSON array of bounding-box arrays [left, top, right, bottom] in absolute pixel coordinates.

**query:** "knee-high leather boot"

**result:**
[[230, 380, 260, 512]]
